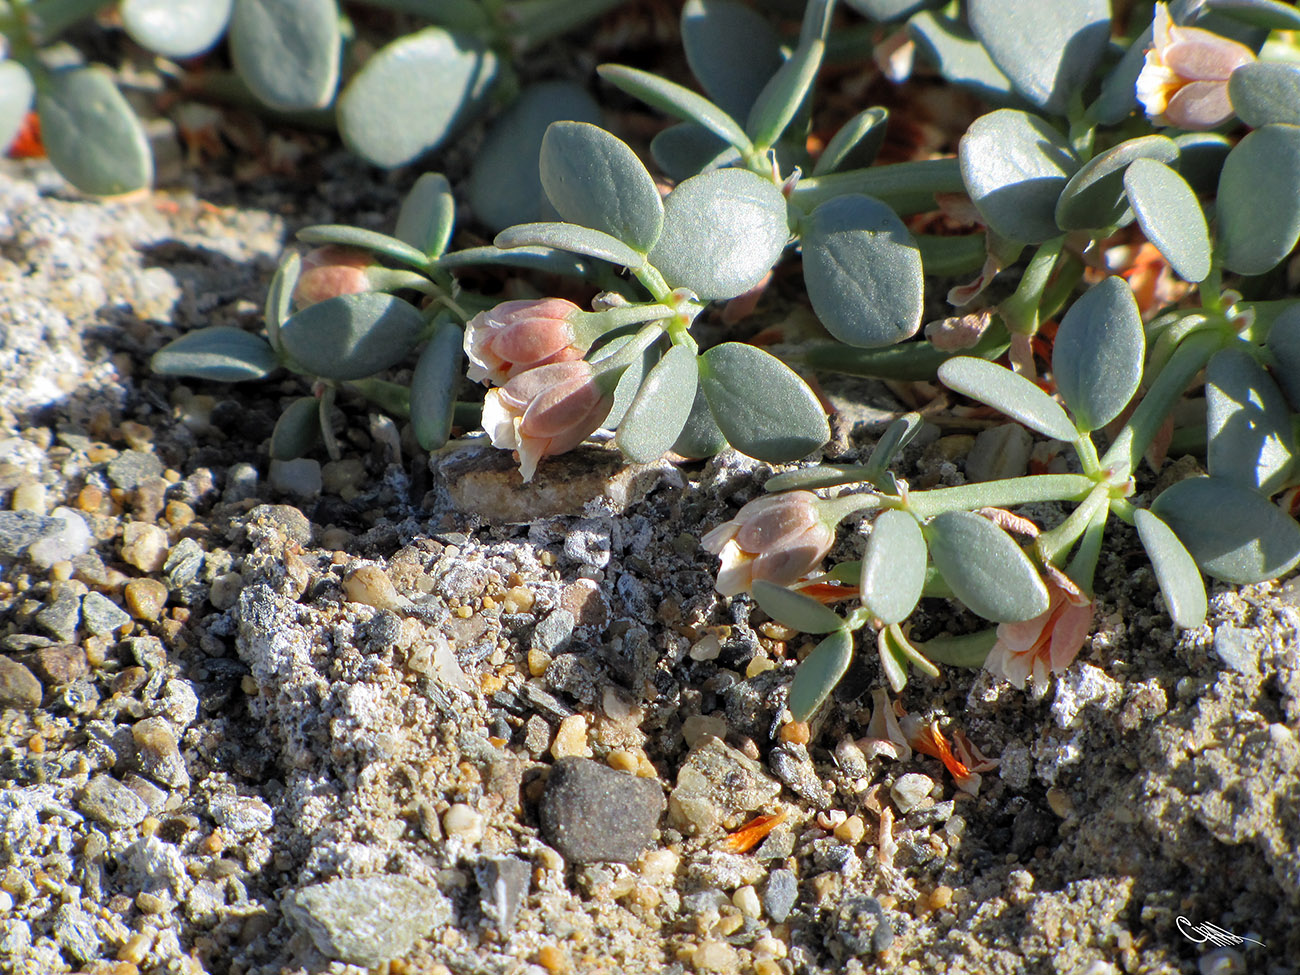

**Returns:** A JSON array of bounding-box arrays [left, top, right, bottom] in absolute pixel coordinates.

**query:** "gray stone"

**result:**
[[52, 904, 101, 964], [1213, 624, 1260, 677], [475, 856, 531, 932], [0, 657, 42, 709], [763, 868, 798, 923], [79, 774, 149, 828], [80, 591, 131, 637], [209, 794, 274, 834], [833, 896, 891, 956], [0, 511, 59, 560], [285, 875, 451, 967], [965, 423, 1033, 482], [25, 507, 93, 570], [539, 757, 665, 864], [132, 716, 190, 789], [769, 743, 834, 808], [224, 462, 260, 503], [124, 635, 167, 670], [153, 679, 200, 727], [669, 736, 782, 835], [164, 536, 205, 589], [269, 458, 322, 498], [531, 609, 576, 654], [107, 449, 164, 490], [34, 588, 81, 643], [248, 503, 312, 545], [890, 773, 935, 815]]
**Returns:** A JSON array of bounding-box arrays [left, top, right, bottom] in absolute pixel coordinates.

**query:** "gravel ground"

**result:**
[[2, 139, 1299, 975]]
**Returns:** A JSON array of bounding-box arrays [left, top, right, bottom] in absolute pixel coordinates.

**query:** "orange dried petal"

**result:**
[[719, 810, 787, 853]]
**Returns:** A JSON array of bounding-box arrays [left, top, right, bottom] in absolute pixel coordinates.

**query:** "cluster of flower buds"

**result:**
[[701, 491, 837, 597], [1136, 2, 1256, 130]]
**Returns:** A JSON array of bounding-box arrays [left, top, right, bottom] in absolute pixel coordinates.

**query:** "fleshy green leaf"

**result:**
[[264, 251, 300, 353], [495, 222, 645, 269], [122, 0, 232, 59], [1206, 0, 1300, 30], [1123, 159, 1211, 283], [1216, 123, 1300, 275], [599, 331, 661, 430], [924, 511, 1050, 622], [37, 66, 152, 196], [1172, 132, 1233, 196], [672, 382, 729, 458], [860, 510, 927, 624], [1053, 135, 1180, 231], [681, 0, 784, 122], [1134, 509, 1208, 629], [296, 225, 430, 269], [846, 0, 944, 21], [338, 27, 497, 168], [763, 465, 872, 493], [812, 107, 889, 176], [1088, 25, 1150, 125], [1266, 303, 1300, 409], [1150, 476, 1300, 584], [270, 396, 322, 460], [433, 245, 598, 277], [0, 61, 35, 155], [787, 629, 853, 721], [1206, 345, 1296, 496], [540, 122, 664, 254], [650, 123, 742, 181], [397, 173, 457, 258], [466, 82, 601, 235], [1228, 60, 1300, 128], [801, 194, 923, 348], [615, 345, 699, 463], [907, 11, 1023, 107], [598, 64, 753, 153], [746, 36, 825, 150], [958, 109, 1079, 244], [916, 629, 997, 667], [938, 357, 1078, 441], [968, 0, 1110, 116], [1052, 275, 1144, 431], [649, 169, 789, 300], [229, 0, 339, 110], [698, 343, 829, 462], [278, 293, 425, 380], [865, 412, 925, 477], [151, 327, 278, 381], [751, 580, 845, 634], [410, 318, 463, 450]]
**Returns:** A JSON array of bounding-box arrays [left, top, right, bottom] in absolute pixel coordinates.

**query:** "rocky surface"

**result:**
[[2, 132, 1299, 975]]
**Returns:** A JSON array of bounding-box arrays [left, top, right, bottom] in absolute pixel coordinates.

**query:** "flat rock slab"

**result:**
[[539, 757, 666, 864], [285, 875, 452, 967]]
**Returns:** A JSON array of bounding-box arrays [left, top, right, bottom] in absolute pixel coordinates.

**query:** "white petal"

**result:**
[[481, 390, 521, 451], [712, 540, 755, 596]]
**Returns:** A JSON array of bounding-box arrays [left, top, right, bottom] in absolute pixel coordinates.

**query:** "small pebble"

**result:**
[[107, 450, 164, 490], [0, 658, 42, 709], [763, 868, 798, 923], [551, 714, 592, 759], [121, 522, 170, 573], [10, 482, 47, 514], [691, 939, 740, 974], [81, 591, 131, 637], [531, 609, 575, 654], [834, 815, 866, 844], [732, 884, 761, 919], [890, 773, 935, 814], [285, 875, 451, 968], [443, 803, 485, 843], [342, 565, 401, 610], [540, 757, 665, 864], [269, 458, 322, 498], [79, 774, 149, 829], [132, 717, 190, 788], [475, 856, 531, 933], [27, 507, 93, 569]]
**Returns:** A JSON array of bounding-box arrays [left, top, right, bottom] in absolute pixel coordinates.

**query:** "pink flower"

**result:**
[[480, 360, 612, 482], [293, 246, 376, 306], [464, 298, 586, 387], [701, 491, 836, 597], [1136, 3, 1255, 130], [984, 576, 1094, 688]]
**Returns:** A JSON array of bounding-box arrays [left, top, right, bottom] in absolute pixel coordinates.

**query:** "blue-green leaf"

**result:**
[[1151, 476, 1300, 584], [229, 0, 339, 110], [397, 173, 457, 258], [864, 412, 925, 477], [432, 245, 598, 277], [1172, 132, 1233, 195], [1228, 60, 1300, 128], [649, 169, 789, 300], [746, 37, 825, 150], [672, 381, 729, 458], [699, 343, 829, 462], [616, 345, 699, 463], [1123, 159, 1211, 283], [1054, 135, 1180, 232], [1206, 345, 1296, 496], [1088, 25, 1150, 125], [938, 357, 1078, 441], [788, 629, 853, 721], [1205, 0, 1300, 30], [968, 0, 1110, 116], [681, 0, 784, 122], [959, 109, 1079, 244], [37, 66, 152, 196], [338, 27, 497, 168], [812, 107, 889, 176], [924, 511, 1050, 622], [1134, 508, 1208, 629], [846, 0, 944, 21], [410, 318, 463, 450], [907, 11, 1023, 107], [540, 122, 664, 254], [466, 82, 601, 235], [916, 629, 996, 667], [151, 327, 278, 382], [598, 64, 752, 153], [801, 195, 923, 348], [1216, 123, 1300, 275], [279, 293, 425, 380], [860, 510, 926, 624], [751, 580, 845, 634], [495, 222, 645, 270], [270, 396, 322, 460], [1265, 303, 1300, 409], [1052, 275, 1144, 431], [650, 123, 742, 181], [296, 225, 430, 269], [122, 0, 232, 59], [264, 251, 300, 353]]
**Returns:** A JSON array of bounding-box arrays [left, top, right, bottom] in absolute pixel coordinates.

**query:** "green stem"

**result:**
[[632, 264, 673, 303], [571, 303, 673, 348], [999, 236, 1065, 336], [1100, 330, 1225, 476], [1039, 250, 1084, 322], [917, 628, 996, 667], [799, 321, 1010, 382], [1035, 485, 1109, 567], [1065, 499, 1110, 594], [902, 473, 1095, 519], [916, 234, 988, 278], [589, 322, 664, 391], [1073, 433, 1102, 478], [818, 491, 884, 525], [789, 157, 964, 216]]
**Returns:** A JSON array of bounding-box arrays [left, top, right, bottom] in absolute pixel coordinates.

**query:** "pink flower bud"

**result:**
[[465, 298, 585, 387], [983, 575, 1093, 688], [481, 359, 612, 482], [293, 246, 376, 306], [701, 491, 837, 597], [1136, 3, 1255, 130]]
